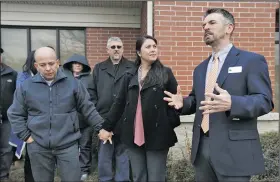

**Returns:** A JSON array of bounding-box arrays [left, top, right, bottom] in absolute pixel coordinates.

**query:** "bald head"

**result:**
[[34, 47, 57, 62], [34, 47, 60, 81]]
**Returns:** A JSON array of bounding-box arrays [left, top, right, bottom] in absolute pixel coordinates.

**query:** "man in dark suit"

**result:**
[[164, 8, 274, 182]]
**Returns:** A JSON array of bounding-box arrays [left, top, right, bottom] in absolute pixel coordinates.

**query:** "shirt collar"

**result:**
[[211, 43, 233, 62]]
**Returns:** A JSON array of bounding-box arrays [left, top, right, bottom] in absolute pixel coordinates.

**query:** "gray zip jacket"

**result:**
[[8, 68, 103, 149]]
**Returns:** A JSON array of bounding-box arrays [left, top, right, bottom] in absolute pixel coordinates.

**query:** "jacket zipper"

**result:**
[[49, 85, 52, 148]]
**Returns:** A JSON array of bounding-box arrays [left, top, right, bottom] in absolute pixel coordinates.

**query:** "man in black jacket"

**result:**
[[8, 47, 110, 182], [0, 47, 17, 181], [93, 37, 134, 182]]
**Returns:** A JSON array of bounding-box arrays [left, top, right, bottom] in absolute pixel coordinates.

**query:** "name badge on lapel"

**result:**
[[7, 79, 12, 82], [228, 66, 242, 73]]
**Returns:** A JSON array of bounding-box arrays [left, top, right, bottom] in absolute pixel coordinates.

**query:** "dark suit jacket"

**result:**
[[181, 46, 274, 176]]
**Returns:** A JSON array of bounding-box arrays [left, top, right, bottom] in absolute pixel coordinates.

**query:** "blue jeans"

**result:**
[[27, 141, 81, 182], [98, 138, 130, 182]]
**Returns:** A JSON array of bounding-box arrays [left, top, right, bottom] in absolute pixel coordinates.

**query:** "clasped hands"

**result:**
[[163, 83, 231, 114], [98, 129, 114, 144]]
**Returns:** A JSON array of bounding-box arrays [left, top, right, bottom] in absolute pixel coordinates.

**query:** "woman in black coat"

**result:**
[[101, 35, 180, 181]]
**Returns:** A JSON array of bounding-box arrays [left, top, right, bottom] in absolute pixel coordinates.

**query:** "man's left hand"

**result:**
[[199, 84, 231, 114], [98, 129, 113, 144]]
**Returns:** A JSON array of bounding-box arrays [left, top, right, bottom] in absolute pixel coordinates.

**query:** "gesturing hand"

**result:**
[[163, 85, 183, 110], [199, 84, 231, 114]]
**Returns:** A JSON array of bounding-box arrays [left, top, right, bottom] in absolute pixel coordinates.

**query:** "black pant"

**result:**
[[24, 147, 35, 182], [79, 126, 94, 174], [194, 135, 251, 182], [0, 121, 13, 179]]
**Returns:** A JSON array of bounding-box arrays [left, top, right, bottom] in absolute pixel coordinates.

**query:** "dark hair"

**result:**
[[204, 8, 235, 25], [22, 50, 37, 74], [135, 35, 168, 88], [46, 45, 55, 51]]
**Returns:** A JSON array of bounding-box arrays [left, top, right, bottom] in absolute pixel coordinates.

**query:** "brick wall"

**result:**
[[154, 1, 278, 105], [86, 28, 140, 67]]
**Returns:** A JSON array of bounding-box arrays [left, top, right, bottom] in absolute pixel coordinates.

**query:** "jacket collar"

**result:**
[[0, 63, 14, 76], [32, 67, 67, 85], [128, 69, 160, 91], [100, 57, 135, 82]]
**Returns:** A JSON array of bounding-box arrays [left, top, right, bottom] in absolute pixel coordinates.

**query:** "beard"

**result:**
[[204, 32, 225, 46]]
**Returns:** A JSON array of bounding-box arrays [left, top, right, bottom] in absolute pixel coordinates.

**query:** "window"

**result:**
[[1, 28, 28, 71], [1, 26, 85, 71], [31, 29, 57, 51], [60, 30, 86, 63]]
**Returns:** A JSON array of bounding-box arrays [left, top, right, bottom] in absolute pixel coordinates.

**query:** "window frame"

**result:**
[[0, 25, 87, 60]]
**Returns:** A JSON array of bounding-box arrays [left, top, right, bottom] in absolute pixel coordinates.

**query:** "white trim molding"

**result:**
[[180, 112, 280, 123], [147, 1, 153, 36], [1, 2, 141, 28]]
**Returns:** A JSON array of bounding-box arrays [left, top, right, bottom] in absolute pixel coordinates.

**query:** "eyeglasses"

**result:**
[[110, 45, 122, 49]]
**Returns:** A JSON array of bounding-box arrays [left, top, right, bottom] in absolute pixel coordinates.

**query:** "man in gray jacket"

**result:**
[[8, 47, 111, 182]]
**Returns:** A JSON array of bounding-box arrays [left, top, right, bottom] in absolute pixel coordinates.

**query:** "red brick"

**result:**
[[159, 11, 176, 16], [154, 26, 171, 31], [175, 1, 191, 6], [171, 16, 186, 22], [256, 13, 271, 18], [240, 3, 256, 7], [175, 21, 192, 27], [187, 17, 203, 22], [171, 26, 187, 32], [224, 2, 239, 7], [159, 1, 175, 5], [192, 12, 204, 17], [187, 7, 203, 12], [176, 32, 192, 37], [158, 41, 176, 46], [155, 16, 171, 21], [234, 8, 250, 13], [208, 2, 224, 7], [159, 21, 176, 26], [249, 8, 265, 13], [176, 11, 192, 17], [171, 6, 186, 12], [177, 42, 193, 47], [156, 6, 171, 11], [240, 13, 255, 18], [187, 27, 203, 32], [191, 2, 208, 7], [256, 3, 272, 8]]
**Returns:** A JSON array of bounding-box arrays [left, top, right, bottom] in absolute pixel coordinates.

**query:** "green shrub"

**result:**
[[167, 131, 279, 182], [251, 131, 279, 182]]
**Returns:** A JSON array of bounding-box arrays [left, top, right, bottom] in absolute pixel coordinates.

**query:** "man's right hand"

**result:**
[[26, 136, 34, 143], [163, 85, 184, 110]]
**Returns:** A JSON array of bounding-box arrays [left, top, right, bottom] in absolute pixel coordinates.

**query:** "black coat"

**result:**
[[92, 57, 135, 136], [103, 66, 180, 150], [0, 63, 17, 122], [63, 54, 95, 128]]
